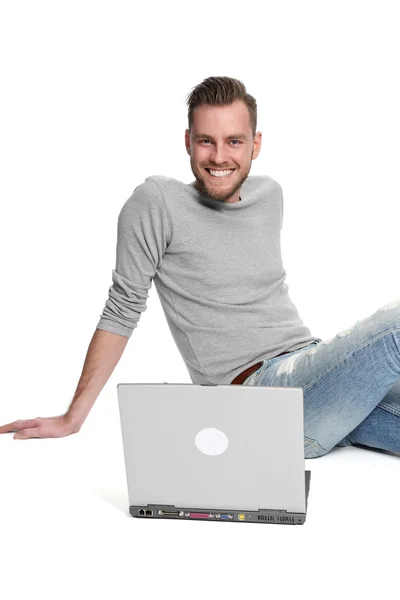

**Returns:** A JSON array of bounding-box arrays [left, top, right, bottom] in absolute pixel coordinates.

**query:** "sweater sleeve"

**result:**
[[95, 177, 171, 337]]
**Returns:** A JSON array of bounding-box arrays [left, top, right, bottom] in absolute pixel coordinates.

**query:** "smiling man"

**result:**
[[186, 97, 262, 203], [3, 77, 400, 466]]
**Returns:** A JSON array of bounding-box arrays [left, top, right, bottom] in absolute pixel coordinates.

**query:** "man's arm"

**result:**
[[0, 329, 129, 439], [67, 328, 129, 426], [0, 179, 169, 440]]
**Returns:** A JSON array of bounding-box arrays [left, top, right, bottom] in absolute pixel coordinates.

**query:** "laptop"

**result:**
[[117, 382, 311, 525]]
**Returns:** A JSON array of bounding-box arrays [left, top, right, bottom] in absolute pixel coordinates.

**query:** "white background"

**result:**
[[1, 1, 399, 598]]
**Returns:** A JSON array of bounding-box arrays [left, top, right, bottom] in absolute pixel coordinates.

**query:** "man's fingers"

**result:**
[[0, 419, 38, 433], [14, 427, 42, 439]]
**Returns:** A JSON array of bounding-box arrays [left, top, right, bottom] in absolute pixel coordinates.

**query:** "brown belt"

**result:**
[[231, 350, 293, 384], [231, 361, 263, 384], [231, 339, 321, 384]]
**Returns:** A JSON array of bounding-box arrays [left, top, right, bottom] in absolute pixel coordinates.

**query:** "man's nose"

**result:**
[[209, 144, 230, 164]]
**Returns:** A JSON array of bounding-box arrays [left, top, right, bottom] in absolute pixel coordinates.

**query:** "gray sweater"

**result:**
[[96, 174, 318, 384]]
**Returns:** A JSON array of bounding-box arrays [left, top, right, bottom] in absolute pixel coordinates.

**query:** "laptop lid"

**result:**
[[117, 383, 307, 515]]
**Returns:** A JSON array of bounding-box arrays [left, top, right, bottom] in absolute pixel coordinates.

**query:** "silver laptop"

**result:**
[[117, 383, 311, 525]]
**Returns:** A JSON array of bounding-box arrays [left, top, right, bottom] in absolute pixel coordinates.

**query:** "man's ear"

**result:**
[[252, 131, 262, 159], [185, 129, 191, 155]]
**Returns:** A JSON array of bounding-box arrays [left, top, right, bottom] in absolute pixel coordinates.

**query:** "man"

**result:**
[[2, 77, 400, 460]]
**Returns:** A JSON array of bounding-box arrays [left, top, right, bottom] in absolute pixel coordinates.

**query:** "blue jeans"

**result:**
[[242, 298, 400, 459]]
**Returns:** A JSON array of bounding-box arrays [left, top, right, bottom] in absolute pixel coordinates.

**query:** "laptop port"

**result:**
[[188, 513, 211, 519], [145, 509, 153, 516], [158, 510, 180, 517], [138, 509, 145, 516]]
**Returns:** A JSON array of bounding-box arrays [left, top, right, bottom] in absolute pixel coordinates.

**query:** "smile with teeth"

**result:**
[[206, 168, 235, 178]]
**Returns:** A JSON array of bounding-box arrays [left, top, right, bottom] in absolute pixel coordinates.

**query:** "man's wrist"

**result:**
[[64, 410, 84, 431]]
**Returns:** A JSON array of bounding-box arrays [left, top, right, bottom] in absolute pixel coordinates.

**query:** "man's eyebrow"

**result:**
[[193, 133, 248, 140]]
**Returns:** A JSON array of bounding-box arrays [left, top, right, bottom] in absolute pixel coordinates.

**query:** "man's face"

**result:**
[[185, 100, 262, 203]]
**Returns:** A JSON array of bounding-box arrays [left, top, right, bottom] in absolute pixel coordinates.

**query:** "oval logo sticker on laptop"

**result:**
[[195, 428, 229, 456]]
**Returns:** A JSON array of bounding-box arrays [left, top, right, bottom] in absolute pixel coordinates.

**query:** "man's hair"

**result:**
[[185, 76, 257, 138]]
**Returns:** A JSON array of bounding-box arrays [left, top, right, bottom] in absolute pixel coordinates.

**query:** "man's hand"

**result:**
[[0, 414, 81, 439]]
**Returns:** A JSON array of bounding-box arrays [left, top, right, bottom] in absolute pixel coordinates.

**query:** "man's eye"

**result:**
[[200, 140, 241, 145]]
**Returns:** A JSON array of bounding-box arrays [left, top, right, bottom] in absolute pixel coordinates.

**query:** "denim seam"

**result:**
[[302, 327, 400, 393], [377, 402, 400, 417], [305, 435, 326, 454]]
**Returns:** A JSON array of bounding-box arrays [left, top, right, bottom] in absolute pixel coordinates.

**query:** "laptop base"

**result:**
[[129, 471, 311, 525]]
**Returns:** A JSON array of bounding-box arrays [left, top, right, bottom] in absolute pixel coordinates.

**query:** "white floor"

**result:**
[[1, 419, 399, 600]]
